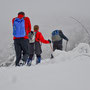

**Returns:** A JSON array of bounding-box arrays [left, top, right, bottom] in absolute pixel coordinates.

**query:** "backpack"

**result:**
[[13, 17, 26, 37], [28, 31, 36, 43], [52, 30, 61, 42]]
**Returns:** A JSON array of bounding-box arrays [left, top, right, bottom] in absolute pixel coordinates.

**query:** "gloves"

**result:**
[[48, 39, 51, 43], [31, 31, 34, 34]]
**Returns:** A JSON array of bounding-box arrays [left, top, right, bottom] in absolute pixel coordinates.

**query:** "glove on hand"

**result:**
[[48, 39, 51, 43]]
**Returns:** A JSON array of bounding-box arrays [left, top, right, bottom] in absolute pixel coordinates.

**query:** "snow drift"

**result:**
[[0, 43, 90, 90]]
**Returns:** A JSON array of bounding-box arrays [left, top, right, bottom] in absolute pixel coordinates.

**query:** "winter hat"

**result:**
[[18, 11, 25, 16]]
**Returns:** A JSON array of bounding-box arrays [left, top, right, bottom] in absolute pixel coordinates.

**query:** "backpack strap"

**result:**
[[23, 17, 25, 19]]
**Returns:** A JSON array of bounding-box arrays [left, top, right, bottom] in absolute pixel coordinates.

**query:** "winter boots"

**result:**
[[27, 59, 32, 66], [36, 57, 41, 64], [25, 56, 41, 66]]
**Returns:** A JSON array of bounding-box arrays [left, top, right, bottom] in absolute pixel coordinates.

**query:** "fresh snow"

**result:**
[[0, 43, 90, 90]]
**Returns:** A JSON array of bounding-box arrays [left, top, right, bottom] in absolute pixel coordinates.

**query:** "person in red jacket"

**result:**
[[27, 25, 51, 66], [12, 11, 31, 66]]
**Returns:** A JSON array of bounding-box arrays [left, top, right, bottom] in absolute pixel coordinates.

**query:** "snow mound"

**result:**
[[72, 43, 90, 53], [48, 43, 90, 63]]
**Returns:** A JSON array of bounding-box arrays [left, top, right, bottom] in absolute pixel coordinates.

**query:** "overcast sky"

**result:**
[[0, 0, 90, 50]]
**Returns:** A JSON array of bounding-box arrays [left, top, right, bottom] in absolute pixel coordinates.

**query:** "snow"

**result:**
[[0, 43, 90, 90], [0, 0, 90, 89]]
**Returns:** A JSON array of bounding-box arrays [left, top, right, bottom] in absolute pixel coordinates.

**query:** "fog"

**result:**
[[0, 0, 90, 60]]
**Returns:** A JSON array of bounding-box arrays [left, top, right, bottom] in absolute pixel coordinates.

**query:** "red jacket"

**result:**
[[35, 31, 49, 44], [12, 14, 31, 40]]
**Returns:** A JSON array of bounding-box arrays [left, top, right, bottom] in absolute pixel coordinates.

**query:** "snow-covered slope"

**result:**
[[0, 43, 90, 90]]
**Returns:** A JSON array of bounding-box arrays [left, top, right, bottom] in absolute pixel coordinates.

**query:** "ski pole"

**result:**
[[50, 44, 54, 59], [65, 41, 68, 51]]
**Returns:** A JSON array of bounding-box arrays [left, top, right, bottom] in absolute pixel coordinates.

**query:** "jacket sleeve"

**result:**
[[59, 31, 68, 41], [26, 17, 31, 33], [12, 18, 15, 26], [38, 32, 50, 44]]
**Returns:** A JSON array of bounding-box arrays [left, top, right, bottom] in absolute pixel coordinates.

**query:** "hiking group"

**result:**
[[12, 12, 68, 66]]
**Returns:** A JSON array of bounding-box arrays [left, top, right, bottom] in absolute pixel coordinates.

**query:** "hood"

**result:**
[[18, 14, 24, 19]]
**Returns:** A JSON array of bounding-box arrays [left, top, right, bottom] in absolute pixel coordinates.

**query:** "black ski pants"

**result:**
[[53, 41, 62, 51], [14, 38, 29, 65], [28, 42, 42, 60], [29, 54, 41, 60]]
